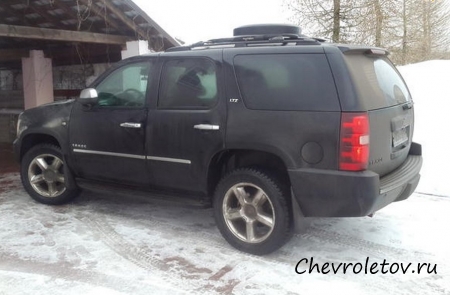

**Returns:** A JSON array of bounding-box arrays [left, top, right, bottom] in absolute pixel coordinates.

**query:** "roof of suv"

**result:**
[[123, 24, 389, 61], [166, 34, 325, 52], [160, 23, 387, 54]]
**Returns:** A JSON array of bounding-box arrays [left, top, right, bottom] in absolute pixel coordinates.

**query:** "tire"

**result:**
[[20, 144, 79, 205], [213, 168, 292, 255]]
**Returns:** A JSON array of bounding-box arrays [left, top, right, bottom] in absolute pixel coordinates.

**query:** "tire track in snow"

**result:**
[[82, 190, 433, 265], [3, 181, 444, 294], [0, 248, 180, 294], [84, 207, 296, 267], [80, 212, 424, 295], [82, 216, 244, 295]]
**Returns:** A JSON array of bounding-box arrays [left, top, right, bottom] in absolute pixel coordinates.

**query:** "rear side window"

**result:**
[[344, 55, 411, 110], [158, 58, 218, 109], [233, 54, 340, 111]]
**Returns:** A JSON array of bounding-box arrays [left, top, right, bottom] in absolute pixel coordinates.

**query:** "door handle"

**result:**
[[193, 124, 220, 131], [120, 122, 142, 128]]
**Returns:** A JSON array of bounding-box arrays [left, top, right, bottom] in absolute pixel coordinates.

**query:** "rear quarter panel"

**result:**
[[223, 47, 341, 170]]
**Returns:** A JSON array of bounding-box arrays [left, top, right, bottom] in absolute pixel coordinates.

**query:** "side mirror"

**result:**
[[78, 88, 99, 106]]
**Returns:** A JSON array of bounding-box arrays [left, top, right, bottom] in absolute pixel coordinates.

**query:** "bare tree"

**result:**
[[390, 0, 450, 64], [332, 0, 341, 42], [286, 0, 450, 65], [401, 0, 408, 64], [286, 0, 360, 42], [422, 0, 450, 59], [372, 0, 384, 46]]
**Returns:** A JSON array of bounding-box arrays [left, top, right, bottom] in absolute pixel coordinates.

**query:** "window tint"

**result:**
[[374, 59, 411, 105], [158, 58, 218, 109], [96, 61, 151, 107], [233, 54, 339, 111], [344, 55, 411, 110]]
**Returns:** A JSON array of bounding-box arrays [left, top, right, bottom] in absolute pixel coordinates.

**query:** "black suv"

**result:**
[[14, 24, 422, 255]]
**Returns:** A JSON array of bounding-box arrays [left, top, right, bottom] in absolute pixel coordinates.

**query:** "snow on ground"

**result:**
[[0, 174, 449, 295], [0, 60, 449, 295], [398, 60, 450, 197]]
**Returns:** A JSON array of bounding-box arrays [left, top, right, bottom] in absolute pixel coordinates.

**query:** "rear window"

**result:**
[[344, 55, 411, 110], [233, 54, 340, 111]]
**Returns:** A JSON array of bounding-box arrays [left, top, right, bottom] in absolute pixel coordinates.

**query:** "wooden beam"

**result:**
[[123, 0, 179, 48], [0, 24, 130, 45], [0, 49, 30, 62], [77, 0, 128, 36], [101, 0, 148, 40]]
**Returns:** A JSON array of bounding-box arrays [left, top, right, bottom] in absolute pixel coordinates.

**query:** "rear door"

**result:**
[[340, 52, 414, 176], [145, 51, 226, 192]]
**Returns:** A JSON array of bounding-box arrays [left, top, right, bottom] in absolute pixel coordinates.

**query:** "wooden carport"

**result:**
[[0, 0, 178, 143], [0, 0, 178, 67]]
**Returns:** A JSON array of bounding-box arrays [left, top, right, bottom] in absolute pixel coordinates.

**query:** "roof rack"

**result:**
[[166, 34, 325, 52]]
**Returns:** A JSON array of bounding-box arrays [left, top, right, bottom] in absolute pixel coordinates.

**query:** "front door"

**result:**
[[69, 58, 156, 185], [146, 52, 226, 193]]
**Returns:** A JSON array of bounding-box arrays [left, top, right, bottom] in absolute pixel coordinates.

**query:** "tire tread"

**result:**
[[213, 167, 292, 255]]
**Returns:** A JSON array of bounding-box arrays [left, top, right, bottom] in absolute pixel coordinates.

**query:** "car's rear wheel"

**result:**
[[213, 168, 292, 255], [21, 144, 79, 205]]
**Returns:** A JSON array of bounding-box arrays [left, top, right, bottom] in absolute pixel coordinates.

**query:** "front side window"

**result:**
[[96, 61, 151, 107], [158, 58, 218, 109]]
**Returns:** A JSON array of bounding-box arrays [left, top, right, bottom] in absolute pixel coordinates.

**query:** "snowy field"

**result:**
[[398, 60, 450, 197], [0, 60, 449, 294]]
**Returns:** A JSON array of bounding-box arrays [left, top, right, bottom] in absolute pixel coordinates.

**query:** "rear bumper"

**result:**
[[288, 153, 422, 217]]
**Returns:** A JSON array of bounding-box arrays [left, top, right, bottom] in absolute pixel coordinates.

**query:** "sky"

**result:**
[[132, 0, 293, 44]]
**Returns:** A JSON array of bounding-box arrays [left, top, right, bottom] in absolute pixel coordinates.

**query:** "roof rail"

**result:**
[[166, 34, 325, 52]]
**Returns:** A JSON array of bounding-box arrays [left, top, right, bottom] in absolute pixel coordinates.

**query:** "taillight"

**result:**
[[339, 112, 370, 171]]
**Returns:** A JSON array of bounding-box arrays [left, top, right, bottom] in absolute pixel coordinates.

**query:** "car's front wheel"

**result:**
[[213, 168, 292, 255], [20, 144, 79, 205]]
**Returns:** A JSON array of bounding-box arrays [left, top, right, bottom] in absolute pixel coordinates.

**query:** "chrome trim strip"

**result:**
[[72, 149, 191, 164], [73, 149, 146, 160], [146, 156, 191, 164]]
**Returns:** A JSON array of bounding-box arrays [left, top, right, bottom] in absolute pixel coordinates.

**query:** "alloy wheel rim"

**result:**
[[28, 154, 66, 198], [222, 183, 275, 244]]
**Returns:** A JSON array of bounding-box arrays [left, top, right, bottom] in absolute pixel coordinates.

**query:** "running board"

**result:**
[[76, 178, 211, 208]]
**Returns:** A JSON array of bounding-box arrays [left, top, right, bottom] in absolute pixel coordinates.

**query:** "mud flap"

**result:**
[[63, 158, 78, 190], [291, 188, 308, 233]]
